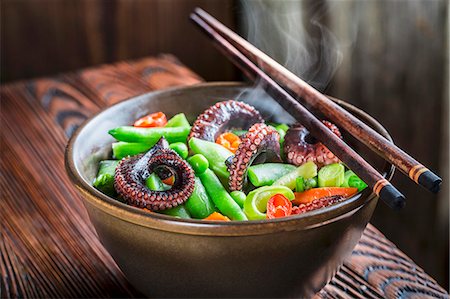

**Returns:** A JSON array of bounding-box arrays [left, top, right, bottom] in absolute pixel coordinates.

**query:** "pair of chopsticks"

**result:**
[[190, 8, 442, 209]]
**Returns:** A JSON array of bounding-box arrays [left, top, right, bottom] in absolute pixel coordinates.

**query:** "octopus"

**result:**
[[114, 138, 195, 211], [227, 123, 281, 191], [284, 120, 342, 168], [189, 100, 264, 142], [291, 195, 344, 215]]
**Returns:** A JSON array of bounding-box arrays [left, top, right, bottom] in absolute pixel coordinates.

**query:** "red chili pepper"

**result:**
[[161, 176, 175, 186], [134, 112, 167, 128], [266, 194, 292, 219]]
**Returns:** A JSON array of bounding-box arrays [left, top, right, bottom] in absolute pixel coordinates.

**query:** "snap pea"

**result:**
[[198, 169, 247, 221], [169, 142, 188, 159], [109, 126, 190, 144], [272, 161, 318, 190], [318, 163, 345, 187], [158, 205, 191, 219], [93, 160, 119, 196], [145, 173, 171, 191], [230, 191, 246, 208], [112, 142, 153, 159], [165, 113, 191, 128], [187, 154, 209, 175], [247, 163, 296, 187], [244, 186, 295, 220], [189, 137, 233, 180], [185, 177, 216, 219]]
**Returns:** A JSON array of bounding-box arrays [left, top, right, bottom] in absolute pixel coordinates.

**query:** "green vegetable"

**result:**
[[318, 163, 345, 187], [189, 137, 233, 180], [112, 142, 152, 159], [295, 176, 304, 192], [158, 205, 191, 219], [198, 169, 247, 221], [145, 173, 171, 191], [185, 177, 216, 219], [169, 142, 188, 159], [304, 177, 318, 190], [244, 186, 295, 220], [274, 124, 289, 143], [342, 170, 368, 191], [272, 161, 318, 190], [93, 160, 119, 196], [109, 126, 190, 144], [231, 129, 247, 136], [230, 191, 246, 208], [165, 113, 191, 128], [247, 163, 296, 187], [187, 154, 210, 175]]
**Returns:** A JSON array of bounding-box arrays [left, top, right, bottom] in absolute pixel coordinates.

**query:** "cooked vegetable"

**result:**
[[198, 169, 247, 221], [112, 142, 152, 159], [158, 205, 191, 219], [295, 176, 304, 193], [145, 173, 171, 191], [169, 142, 188, 159], [247, 163, 296, 187], [230, 191, 246, 208], [93, 160, 119, 196], [189, 137, 233, 180], [134, 112, 167, 128], [187, 154, 209, 175], [203, 212, 230, 221], [185, 177, 216, 219], [215, 132, 241, 153], [304, 177, 318, 190], [342, 170, 368, 191], [165, 113, 191, 128], [266, 194, 292, 219], [272, 161, 318, 190], [292, 187, 358, 205], [318, 163, 345, 187], [109, 126, 190, 144], [244, 186, 294, 220], [231, 129, 247, 136]]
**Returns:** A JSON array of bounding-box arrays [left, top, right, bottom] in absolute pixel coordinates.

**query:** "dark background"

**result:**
[[1, 0, 448, 289]]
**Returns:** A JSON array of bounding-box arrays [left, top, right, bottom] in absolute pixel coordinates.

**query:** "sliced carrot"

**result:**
[[203, 212, 231, 221], [215, 132, 241, 153], [292, 187, 358, 205], [161, 176, 175, 186]]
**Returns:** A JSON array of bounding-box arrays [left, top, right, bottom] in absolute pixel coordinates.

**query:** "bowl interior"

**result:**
[[68, 82, 393, 230]]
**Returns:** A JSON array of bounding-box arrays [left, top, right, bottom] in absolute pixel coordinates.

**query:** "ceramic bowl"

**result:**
[[65, 82, 394, 298]]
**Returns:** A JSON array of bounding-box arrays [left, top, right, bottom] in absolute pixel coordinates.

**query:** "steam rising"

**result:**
[[240, 0, 344, 92]]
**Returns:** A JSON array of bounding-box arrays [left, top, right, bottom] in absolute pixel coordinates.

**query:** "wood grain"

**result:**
[[1, 56, 448, 298]]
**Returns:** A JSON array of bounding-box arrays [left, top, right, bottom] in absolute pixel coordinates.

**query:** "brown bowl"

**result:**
[[65, 82, 394, 298]]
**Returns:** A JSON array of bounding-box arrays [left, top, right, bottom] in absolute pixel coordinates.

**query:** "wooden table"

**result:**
[[1, 55, 448, 299]]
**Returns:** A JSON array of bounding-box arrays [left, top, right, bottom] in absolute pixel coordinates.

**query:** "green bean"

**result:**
[[187, 154, 209, 175], [165, 113, 191, 128], [189, 137, 233, 180], [145, 173, 171, 191], [230, 191, 246, 208], [295, 176, 304, 192], [247, 163, 296, 187], [185, 177, 216, 219], [169, 142, 188, 159], [93, 160, 119, 196], [112, 142, 153, 159], [109, 126, 190, 144], [158, 205, 191, 219], [198, 169, 247, 221]]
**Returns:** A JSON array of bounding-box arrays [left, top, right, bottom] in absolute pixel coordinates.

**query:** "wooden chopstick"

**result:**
[[193, 8, 442, 194], [190, 12, 406, 210]]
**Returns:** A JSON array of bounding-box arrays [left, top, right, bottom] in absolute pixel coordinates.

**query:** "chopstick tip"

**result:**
[[418, 171, 442, 193], [379, 185, 406, 210]]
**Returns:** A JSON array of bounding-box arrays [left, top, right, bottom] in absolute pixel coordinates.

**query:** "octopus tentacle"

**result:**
[[284, 120, 342, 167], [228, 123, 281, 191], [189, 100, 264, 142], [114, 138, 195, 211]]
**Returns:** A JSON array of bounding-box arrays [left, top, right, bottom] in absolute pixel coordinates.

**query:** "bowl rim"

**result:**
[[65, 81, 395, 236]]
